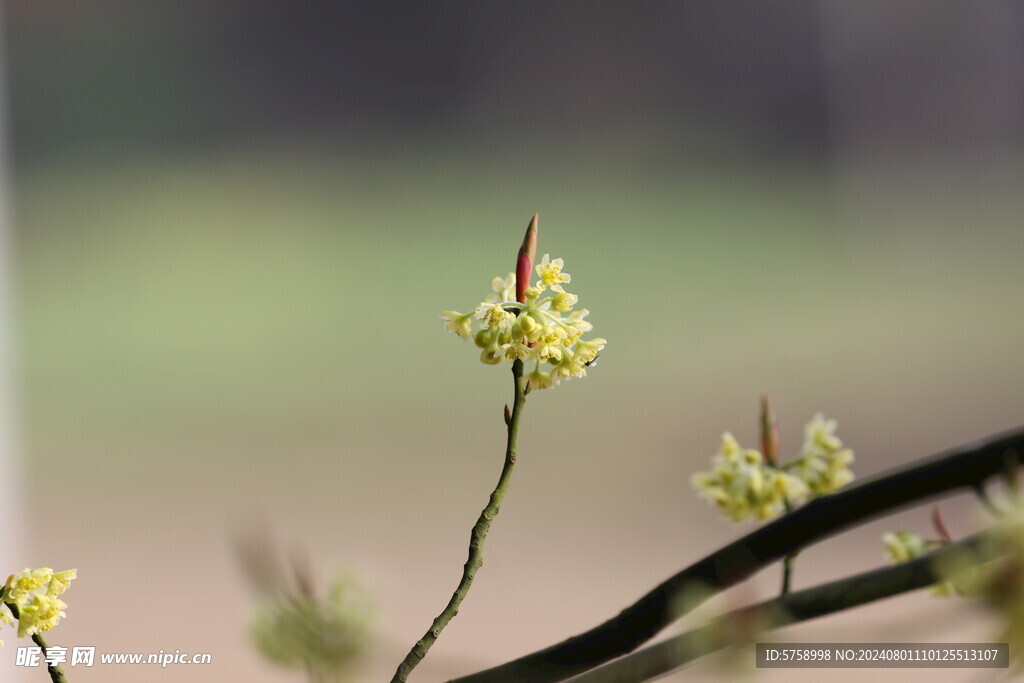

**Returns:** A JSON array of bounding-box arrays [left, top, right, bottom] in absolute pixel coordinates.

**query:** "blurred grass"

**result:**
[[12, 141, 1024, 481], [10, 143, 1024, 682]]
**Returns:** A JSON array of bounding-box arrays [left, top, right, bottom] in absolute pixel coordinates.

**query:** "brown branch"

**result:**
[[451, 425, 1024, 682], [569, 531, 1002, 682]]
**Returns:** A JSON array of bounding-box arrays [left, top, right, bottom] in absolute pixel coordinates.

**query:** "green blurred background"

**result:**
[[3, 2, 1023, 681]]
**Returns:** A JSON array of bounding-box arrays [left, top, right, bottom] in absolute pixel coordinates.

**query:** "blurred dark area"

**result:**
[[8, 1, 1023, 174], [9, 1, 1024, 174], [4, 1, 834, 167]]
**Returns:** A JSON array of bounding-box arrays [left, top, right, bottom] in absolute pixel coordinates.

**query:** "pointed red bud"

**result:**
[[760, 395, 780, 466], [516, 213, 538, 303], [931, 504, 953, 543]]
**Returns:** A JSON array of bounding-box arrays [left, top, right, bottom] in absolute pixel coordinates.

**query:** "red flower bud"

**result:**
[[516, 213, 538, 303], [932, 504, 953, 543], [760, 395, 780, 466]]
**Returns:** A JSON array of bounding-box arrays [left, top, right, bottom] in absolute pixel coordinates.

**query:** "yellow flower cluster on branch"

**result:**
[[884, 505, 1024, 623], [1, 567, 77, 639], [882, 529, 973, 598], [882, 530, 929, 564], [441, 253, 606, 390], [691, 433, 808, 522], [692, 411, 855, 523]]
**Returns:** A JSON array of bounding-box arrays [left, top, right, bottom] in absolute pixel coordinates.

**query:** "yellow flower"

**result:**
[[801, 413, 843, 454], [517, 312, 540, 336], [567, 309, 593, 332], [883, 531, 928, 564], [526, 365, 556, 391], [483, 273, 516, 305], [692, 433, 808, 523], [573, 338, 605, 369], [442, 242, 603, 388], [475, 303, 514, 332], [551, 291, 578, 312], [535, 254, 571, 292], [48, 570, 77, 598], [534, 341, 563, 362], [440, 311, 473, 340], [17, 594, 67, 638], [789, 415, 855, 495], [2, 567, 76, 639], [5, 568, 53, 604]]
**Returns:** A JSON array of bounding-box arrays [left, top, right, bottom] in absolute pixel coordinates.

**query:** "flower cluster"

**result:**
[[441, 254, 606, 390], [691, 433, 808, 522], [882, 501, 1008, 599], [882, 530, 929, 564], [237, 527, 373, 679], [692, 412, 855, 523], [1, 567, 77, 639], [251, 575, 372, 677], [883, 529, 978, 598], [787, 414, 856, 495], [978, 512, 1024, 667], [882, 504, 1024, 666]]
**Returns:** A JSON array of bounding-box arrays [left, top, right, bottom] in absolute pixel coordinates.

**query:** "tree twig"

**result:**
[[450, 425, 1024, 683], [780, 553, 796, 595], [780, 499, 797, 596], [568, 531, 1002, 682], [392, 358, 528, 682]]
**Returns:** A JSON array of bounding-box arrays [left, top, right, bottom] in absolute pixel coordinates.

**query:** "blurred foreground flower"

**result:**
[[979, 510, 1024, 668], [882, 503, 1024, 667], [237, 529, 372, 682], [441, 215, 606, 390], [925, 505, 1024, 667], [252, 576, 372, 682]]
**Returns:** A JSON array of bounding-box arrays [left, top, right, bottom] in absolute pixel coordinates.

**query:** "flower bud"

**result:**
[[473, 328, 494, 349], [932, 505, 953, 543], [760, 395, 780, 466], [551, 291, 578, 312], [516, 213, 538, 303], [519, 313, 539, 334]]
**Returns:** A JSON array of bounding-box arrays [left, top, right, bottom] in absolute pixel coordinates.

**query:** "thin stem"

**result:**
[[780, 554, 795, 595], [392, 358, 527, 683], [451, 424, 1024, 683], [569, 531, 1002, 682], [4, 602, 69, 683], [780, 500, 796, 596], [33, 634, 68, 683]]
